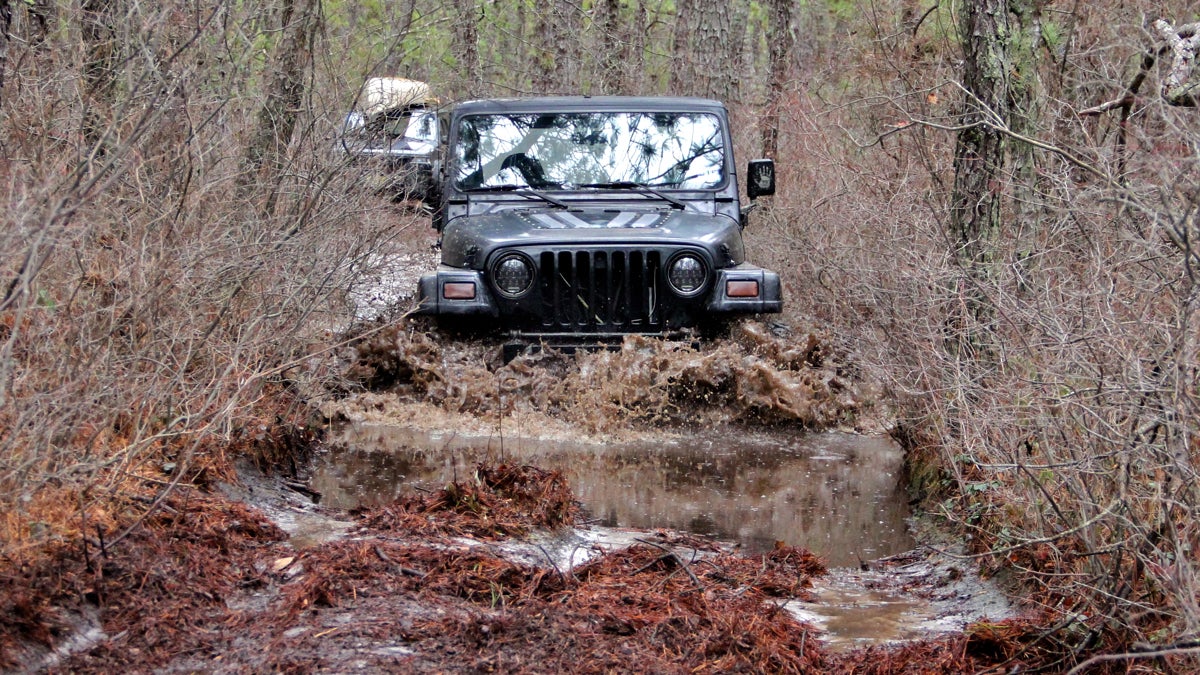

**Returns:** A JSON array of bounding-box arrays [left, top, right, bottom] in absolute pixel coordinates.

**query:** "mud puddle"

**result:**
[[784, 548, 1014, 652], [296, 318, 1014, 654], [300, 424, 1013, 651], [312, 424, 914, 567]]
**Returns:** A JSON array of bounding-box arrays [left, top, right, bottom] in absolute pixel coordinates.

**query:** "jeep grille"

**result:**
[[538, 249, 663, 332]]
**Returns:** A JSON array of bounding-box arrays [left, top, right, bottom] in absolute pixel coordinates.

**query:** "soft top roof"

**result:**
[[451, 96, 728, 116], [357, 77, 435, 117]]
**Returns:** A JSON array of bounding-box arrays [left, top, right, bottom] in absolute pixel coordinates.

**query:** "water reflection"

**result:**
[[311, 425, 914, 567]]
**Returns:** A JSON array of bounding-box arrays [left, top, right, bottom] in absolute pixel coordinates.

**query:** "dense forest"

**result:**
[[2, 0, 1199, 670]]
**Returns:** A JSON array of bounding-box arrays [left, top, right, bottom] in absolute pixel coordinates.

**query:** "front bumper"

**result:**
[[416, 263, 781, 320]]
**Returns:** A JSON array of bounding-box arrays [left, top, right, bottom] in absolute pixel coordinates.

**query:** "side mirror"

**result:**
[[746, 159, 776, 200]]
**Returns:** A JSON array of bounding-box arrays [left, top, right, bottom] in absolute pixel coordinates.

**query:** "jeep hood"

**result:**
[[440, 207, 746, 269]]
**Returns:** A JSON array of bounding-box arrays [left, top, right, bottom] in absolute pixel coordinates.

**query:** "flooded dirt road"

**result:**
[[6, 325, 1018, 673], [301, 419, 1012, 655], [289, 315, 1016, 656], [313, 425, 913, 568]]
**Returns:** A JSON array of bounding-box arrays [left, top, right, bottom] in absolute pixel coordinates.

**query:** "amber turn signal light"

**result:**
[[443, 282, 476, 300], [726, 280, 759, 298]]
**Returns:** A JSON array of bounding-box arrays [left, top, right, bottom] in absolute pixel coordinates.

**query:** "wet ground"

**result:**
[[8, 452, 1014, 672], [291, 239, 1019, 656], [293, 422, 1011, 654]]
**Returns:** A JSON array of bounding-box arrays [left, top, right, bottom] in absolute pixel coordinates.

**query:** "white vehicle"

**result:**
[[339, 77, 443, 201]]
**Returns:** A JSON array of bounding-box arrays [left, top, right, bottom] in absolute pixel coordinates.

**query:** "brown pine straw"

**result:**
[[354, 463, 579, 538]]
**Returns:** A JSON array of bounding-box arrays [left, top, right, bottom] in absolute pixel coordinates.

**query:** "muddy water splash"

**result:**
[[331, 318, 874, 434], [311, 426, 913, 567]]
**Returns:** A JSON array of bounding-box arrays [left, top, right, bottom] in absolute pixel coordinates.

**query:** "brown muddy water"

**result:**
[[311, 425, 914, 568], [302, 320, 1013, 651]]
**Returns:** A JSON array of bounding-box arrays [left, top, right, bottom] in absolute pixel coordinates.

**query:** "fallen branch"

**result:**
[[1153, 19, 1200, 106], [1079, 49, 1157, 116], [1066, 642, 1200, 675], [634, 538, 705, 590], [373, 544, 427, 578]]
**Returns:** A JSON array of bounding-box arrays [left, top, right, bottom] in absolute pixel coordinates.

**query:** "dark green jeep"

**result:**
[[415, 96, 781, 348]]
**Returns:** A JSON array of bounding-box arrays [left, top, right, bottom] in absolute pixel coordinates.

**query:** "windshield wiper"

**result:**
[[464, 184, 568, 209], [579, 181, 687, 210]]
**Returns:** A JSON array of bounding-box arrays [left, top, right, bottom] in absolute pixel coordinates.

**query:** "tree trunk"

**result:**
[[0, 0, 10, 105], [453, 0, 481, 97], [723, 0, 749, 104], [80, 0, 121, 154], [948, 0, 1013, 350], [692, 0, 730, 100], [596, 0, 622, 94], [242, 0, 320, 207], [945, 0, 1041, 357], [951, 0, 1008, 257], [668, 0, 692, 95], [533, 3, 581, 94], [1007, 1, 1044, 247], [761, 0, 794, 158], [629, 1, 647, 93], [949, 0, 1043, 275]]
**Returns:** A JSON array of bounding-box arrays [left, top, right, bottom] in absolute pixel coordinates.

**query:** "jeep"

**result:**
[[414, 96, 781, 350], [339, 77, 442, 201]]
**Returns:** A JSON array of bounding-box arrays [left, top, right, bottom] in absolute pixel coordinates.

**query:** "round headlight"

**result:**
[[492, 253, 534, 298], [667, 253, 707, 296]]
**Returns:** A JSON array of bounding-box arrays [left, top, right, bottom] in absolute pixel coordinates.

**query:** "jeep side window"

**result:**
[[401, 111, 438, 144]]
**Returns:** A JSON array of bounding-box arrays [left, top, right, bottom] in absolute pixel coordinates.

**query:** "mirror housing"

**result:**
[[746, 159, 776, 200]]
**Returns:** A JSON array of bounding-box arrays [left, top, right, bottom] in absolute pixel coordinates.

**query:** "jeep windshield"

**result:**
[[342, 109, 438, 156], [454, 112, 725, 191]]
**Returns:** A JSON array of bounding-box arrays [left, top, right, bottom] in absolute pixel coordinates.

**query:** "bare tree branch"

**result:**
[[1066, 643, 1200, 675]]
